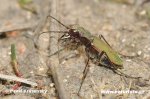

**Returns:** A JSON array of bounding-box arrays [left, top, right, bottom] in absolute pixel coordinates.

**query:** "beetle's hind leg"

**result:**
[[99, 35, 112, 47], [119, 53, 140, 59], [112, 69, 141, 79], [96, 51, 117, 69], [99, 54, 141, 79], [99, 35, 140, 58], [77, 54, 90, 95], [77, 47, 92, 95]]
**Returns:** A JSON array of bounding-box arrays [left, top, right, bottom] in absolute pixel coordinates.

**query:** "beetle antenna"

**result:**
[[40, 31, 68, 34], [34, 30, 68, 49], [37, 31, 68, 40], [47, 15, 70, 29], [36, 31, 68, 40]]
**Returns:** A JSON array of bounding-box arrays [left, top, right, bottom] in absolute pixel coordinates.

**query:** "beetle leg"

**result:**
[[72, 43, 81, 50], [98, 51, 118, 69], [113, 69, 141, 79], [119, 53, 139, 59], [48, 48, 65, 57], [102, 54, 141, 79], [77, 57, 90, 95], [77, 48, 90, 95], [98, 53, 140, 79], [99, 35, 112, 47], [99, 35, 140, 59], [96, 51, 108, 65], [99, 35, 137, 58], [47, 15, 70, 29], [98, 51, 105, 59]]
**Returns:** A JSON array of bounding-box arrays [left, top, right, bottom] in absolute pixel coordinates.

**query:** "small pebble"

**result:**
[[139, 10, 146, 16], [131, 44, 135, 47], [122, 39, 126, 43], [126, 59, 131, 62], [30, 71, 34, 74], [8, 52, 11, 55], [49, 83, 55, 87], [66, 75, 70, 78], [27, 31, 33, 35], [39, 67, 45, 71], [137, 51, 142, 56], [63, 79, 67, 83], [61, 60, 66, 65]]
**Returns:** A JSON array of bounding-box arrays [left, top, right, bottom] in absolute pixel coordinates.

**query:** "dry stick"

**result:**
[[0, 22, 36, 34], [47, 0, 70, 99], [48, 48, 65, 57], [0, 74, 37, 87]]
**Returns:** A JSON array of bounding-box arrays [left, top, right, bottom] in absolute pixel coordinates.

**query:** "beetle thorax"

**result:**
[[69, 29, 80, 38]]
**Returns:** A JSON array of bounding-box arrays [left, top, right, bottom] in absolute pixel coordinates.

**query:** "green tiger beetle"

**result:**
[[36, 15, 141, 95]]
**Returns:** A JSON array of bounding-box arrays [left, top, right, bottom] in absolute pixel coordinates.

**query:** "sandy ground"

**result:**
[[0, 0, 150, 99]]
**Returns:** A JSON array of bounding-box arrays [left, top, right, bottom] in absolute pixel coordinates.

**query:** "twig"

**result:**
[[0, 22, 36, 34], [11, 44, 22, 77], [0, 74, 37, 87]]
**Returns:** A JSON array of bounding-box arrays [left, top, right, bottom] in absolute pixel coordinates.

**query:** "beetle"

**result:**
[[74, 27, 124, 94], [36, 15, 140, 95]]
